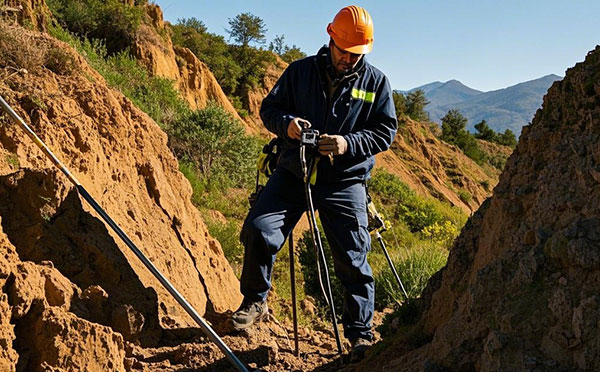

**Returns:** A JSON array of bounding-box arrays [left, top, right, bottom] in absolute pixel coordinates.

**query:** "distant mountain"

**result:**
[[407, 74, 562, 135], [398, 81, 443, 94], [417, 79, 483, 108]]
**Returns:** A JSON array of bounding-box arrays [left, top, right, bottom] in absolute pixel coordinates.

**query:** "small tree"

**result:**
[[405, 89, 429, 121], [441, 109, 468, 143], [227, 12, 267, 47], [176, 17, 207, 33], [269, 34, 306, 63], [440, 109, 485, 163], [498, 129, 517, 147], [281, 45, 306, 63], [392, 91, 406, 117], [474, 119, 497, 141], [168, 103, 259, 188], [269, 34, 285, 54]]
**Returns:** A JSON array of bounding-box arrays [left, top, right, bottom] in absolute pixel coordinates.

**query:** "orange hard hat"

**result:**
[[327, 5, 374, 55]]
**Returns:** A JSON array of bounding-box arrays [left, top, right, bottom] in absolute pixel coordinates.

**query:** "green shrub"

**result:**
[[298, 220, 451, 311], [5, 154, 20, 169], [368, 170, 466, 232], [228, 95, 249, 118], [47, 0, 145, 54], [363, 170, 466, 308], [168, 103, 261, 190], [458, 189, 472, 203], [48, 25, 189, 129], [421, 220, 459, 247], [230, 45, 275, 91], [179, 160, 206, 205]]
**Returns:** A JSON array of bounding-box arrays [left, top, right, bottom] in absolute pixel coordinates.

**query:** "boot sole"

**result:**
[[232, 311, 266, 330]]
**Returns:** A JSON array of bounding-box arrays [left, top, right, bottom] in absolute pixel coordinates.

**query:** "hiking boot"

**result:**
[[231, 300, 268, 330], [349, 337, 372, 363]]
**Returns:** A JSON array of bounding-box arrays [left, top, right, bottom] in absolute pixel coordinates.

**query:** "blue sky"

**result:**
[[153, 1, 599, 92]]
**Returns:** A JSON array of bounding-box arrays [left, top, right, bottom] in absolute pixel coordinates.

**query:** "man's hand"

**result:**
[[287, 118, 311, 140], [318, 134, 348, 156]]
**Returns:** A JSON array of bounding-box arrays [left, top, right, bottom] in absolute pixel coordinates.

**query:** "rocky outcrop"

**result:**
[[0, 0, 50, 32], [376, 117, 501, 213], [371, 46, 600, 371], [131, 4, 245, 125], [0, 24, 241, 370], [243, 55, 287, 135]]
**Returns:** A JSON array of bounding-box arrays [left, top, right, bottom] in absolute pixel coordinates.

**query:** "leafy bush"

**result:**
[[457, 189, 472, 204], [441, 109, 486, 164], [230, 45, 275, 92], [47, 0, 145, 54], [269, 34, 306, 63], [48, 25, 189, 129], [168, 103, 261, 189], [421, 220, 459, 247], [368, 170, 466, 232]]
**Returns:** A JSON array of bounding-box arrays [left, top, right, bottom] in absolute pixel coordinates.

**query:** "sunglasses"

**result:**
[[331, 41, 361, 59]]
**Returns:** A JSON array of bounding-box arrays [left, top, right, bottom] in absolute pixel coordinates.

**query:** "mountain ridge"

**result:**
[[405, 74, 562, 135]]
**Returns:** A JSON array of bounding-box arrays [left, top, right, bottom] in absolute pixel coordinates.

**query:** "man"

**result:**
[[232, 5, 397, 362]]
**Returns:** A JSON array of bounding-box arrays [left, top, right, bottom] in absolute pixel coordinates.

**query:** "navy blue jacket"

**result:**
[[260, 46, 397, 183]]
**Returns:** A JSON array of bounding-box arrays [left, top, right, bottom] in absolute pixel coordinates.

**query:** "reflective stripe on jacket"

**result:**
[[260, 46, 398, 183]]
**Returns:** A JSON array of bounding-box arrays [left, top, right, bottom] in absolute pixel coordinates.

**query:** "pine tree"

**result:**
[[405, 89, 430, 121], [227, 12, 267, 47], [474, 120, 497, 141]]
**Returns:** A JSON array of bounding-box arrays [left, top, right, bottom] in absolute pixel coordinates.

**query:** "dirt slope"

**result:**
[[376, 117, 502, 213], [369, 46, 600, 371], [131, 4, 247, 127], [0, 23, 241, 371]]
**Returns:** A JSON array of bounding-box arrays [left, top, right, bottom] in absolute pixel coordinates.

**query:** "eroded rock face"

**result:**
[[0, 0, 50, 32], [31, 307, 127, 371], [375, 117, 501, 213], [242, 55, 288, 135], [0, 24, 241, 370], [0, 219, 19, 372], [131, 4, 245, 125], [372, 46, 600, 371]]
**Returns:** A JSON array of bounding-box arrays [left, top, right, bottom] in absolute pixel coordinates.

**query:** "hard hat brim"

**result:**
[[327, 24, 373, 55]]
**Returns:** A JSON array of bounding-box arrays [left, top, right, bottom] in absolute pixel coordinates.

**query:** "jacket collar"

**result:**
[[315, 45, 365, 86]]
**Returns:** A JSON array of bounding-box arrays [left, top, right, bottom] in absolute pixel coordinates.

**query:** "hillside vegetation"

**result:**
[[0, 1, 513, 370], [42, 0, 481, 306]]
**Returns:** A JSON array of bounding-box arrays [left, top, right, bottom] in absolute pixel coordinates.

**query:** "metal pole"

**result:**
[[0, 95, 251, 372], [375, 231, 409, 300], [303, 157, 343, 357], [288, 232, 299, 356]]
